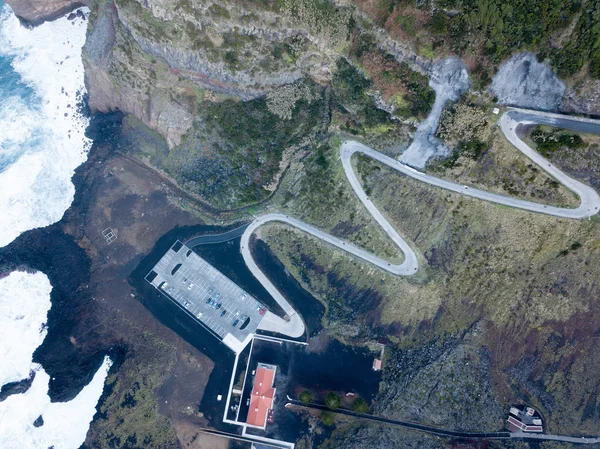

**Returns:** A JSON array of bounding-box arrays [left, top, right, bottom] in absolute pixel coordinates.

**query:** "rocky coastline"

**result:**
[[5, 0, 88, 26]]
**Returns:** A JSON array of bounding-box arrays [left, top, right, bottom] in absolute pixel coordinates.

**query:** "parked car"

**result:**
[[220, 309, 227, 317], [232, 319, 239, 327], [215, 303, 222, 309], [259, 308, 266, 315], [188, 283, 194, 290], [240, 293, 247, 301]]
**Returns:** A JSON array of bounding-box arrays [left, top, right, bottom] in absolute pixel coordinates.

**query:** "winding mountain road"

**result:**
[[240, 108, 600, 338]]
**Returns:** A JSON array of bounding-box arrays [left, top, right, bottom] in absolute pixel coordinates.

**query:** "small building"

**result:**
[[246, 364, 277, 429], [507, 406, 543, 433], [373, 359, 382, 371], [492, 107, 500, 115]]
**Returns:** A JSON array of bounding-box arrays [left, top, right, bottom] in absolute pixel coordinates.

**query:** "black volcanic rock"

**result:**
[[4, 0, 88, 27], [0, 370, 36, 401]]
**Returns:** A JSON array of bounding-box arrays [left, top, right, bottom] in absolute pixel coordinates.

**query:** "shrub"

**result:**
[[531, 127, 585, 157], [352, 397, 369, 414], [325, 392, 341, 409], [320, 410, 336, 426], [299, 390, 313, 403]]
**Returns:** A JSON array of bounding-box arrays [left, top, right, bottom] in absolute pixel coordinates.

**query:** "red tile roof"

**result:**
[[507, 416, 543, 433], [246, 367, 276, 428]]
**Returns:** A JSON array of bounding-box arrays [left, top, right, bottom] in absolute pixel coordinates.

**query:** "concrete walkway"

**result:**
[[241, 109, 600, 338]]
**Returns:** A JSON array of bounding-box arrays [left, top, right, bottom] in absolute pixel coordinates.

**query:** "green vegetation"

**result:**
[[438, 140, 487, 169], [299, 390, 314, 403], [351, 397, 369, 414], [347, 33, 435, 120], [272, 138, 405, 267], [549, 3, 600, 78], [429, 98, 577, 207], [322, 424, 451, 449], [321, 410, 336, 426], [262, 153, 600, 434], [526, 127, 600, 193], [332, 59, 395, 136], [325, 392, 342, 409], [156, 56, 419, 210], [530, 126, 585, 157], [163, 82, 328, 208], [442, 0, 578, 61], [89, 333, 178, 449], [208, 3, 230, 19], [367, 0, 600, 84], [283, 0, 353, 48]]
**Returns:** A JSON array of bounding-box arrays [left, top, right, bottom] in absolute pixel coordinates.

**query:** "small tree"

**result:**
[[352, 397, 369, 414], [325, 392, 341, 409], [320, 410, 335, 426], [299, 390, 313, 404]]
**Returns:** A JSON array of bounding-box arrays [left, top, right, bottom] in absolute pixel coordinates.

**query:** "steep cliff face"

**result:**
[[73, 0, 439, 210], [82, 0, 196, 149], [564, 79, 600, 117], [5, 0, 88, 26], [80, 0, 358, 149]]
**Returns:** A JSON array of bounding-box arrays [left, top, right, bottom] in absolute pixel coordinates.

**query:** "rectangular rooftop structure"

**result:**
[[246, 363, 277, 429], [507, 416, 543, 433], [146, 241, 266, 353], [507, 406, 544, 433]]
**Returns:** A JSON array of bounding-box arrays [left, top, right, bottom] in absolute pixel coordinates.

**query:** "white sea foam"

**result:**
[[0, 96, 39, 150], [0, 271, 113, 449], [0, 5, 91, 247], [0, 357, 112, 449], [0, 270, 51, 387]]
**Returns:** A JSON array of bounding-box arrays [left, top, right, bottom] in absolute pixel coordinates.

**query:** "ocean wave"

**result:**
[[0, 271, 112, 449], [0, 4, 91, 247], [0, 271, 51, 387]]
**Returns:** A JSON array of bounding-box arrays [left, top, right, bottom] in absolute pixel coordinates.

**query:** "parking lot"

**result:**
[[146, 241, 266, 352]]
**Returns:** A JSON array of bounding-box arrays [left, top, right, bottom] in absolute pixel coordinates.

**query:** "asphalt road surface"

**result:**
[[185, 224, 249, 248], [192, 109, 600, 339]]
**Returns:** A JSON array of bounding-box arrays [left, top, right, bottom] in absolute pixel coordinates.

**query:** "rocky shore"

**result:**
[[5, 0, 87, 26]]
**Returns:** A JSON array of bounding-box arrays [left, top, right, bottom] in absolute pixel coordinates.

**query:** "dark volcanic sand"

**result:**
[[0, 110, 329, 446], [0, 113, 219, 444]]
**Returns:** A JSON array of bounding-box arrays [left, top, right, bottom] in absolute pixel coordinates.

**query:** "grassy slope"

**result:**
[[90, 0, 600, 442], [87, 328, 179, 448], [260, 145, 600, 433], [427, 99, 580, 208]]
